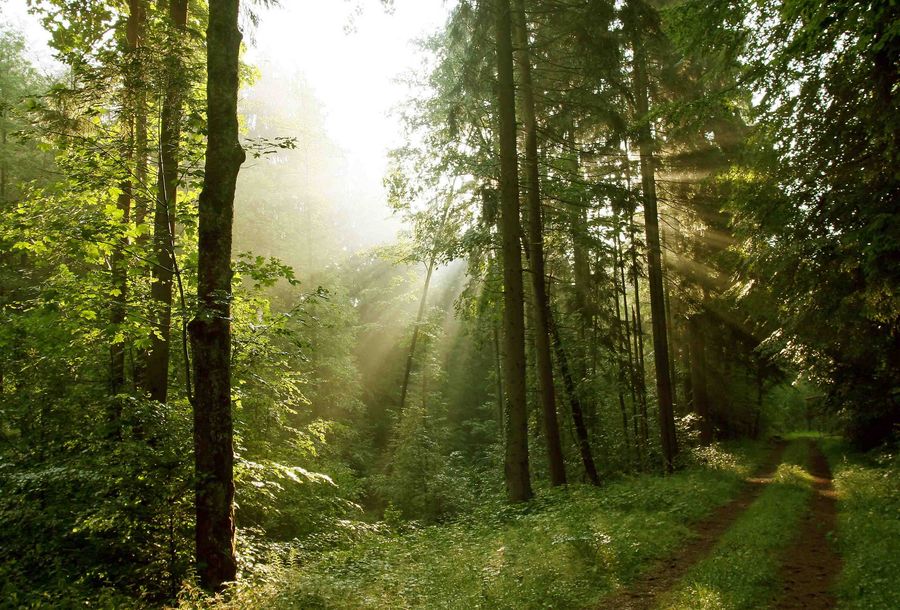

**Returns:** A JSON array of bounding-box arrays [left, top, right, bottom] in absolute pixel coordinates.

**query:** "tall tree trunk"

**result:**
[[399, 191, 453, 412], [661, 230, 678, 412], [549, 309, 600, 485], [688, 314, 711, 444], [399, 259, 435, 411], [631, 276, 649, 448], [566, 129, 596, 432], [611, 217, 634, 458], [619, 240, 641, 453], [188, 0, 244, 591], [494, 0, 532, 503], [624, 187, 649, 451], [0, 105, 6, 203], [110, 173, 132, 396], [512, 0, 565, 487], [146, 0, 188, 403], [493, 321, 505, 436], [110, 0, 145, 396], [0, 105, 6, 392], [629, 6, 678, 471], [129, 0, 149, 388]]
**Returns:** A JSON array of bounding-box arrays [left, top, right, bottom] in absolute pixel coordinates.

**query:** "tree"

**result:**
[[667, 0, 899, 448], [188, 0, 245, 590], [109, 0, 145, 398], [493, 0, 532, 502], [146, 0, 189, 403], [626, 0, 677, 471], [512, 0, 566, 487]]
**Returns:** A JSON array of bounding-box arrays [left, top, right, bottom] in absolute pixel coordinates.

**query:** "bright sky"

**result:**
[[0, 0, 62, 74], [1, 0, 450, 210], [246, 1, 449, 183]]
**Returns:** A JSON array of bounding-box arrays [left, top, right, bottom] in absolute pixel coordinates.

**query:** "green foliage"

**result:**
[[374, 404, 480, 523], [0, 397, 194, 605], [193, 441, 766, 609], [825, 440, 900, 609], [662, 441, 814, 609], [2, 0, 898, 605], [667, 0, 900, 447]]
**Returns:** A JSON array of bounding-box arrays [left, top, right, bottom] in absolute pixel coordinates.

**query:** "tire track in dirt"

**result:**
[[594, 440, 788, 610], [772, 439, 841, 609]]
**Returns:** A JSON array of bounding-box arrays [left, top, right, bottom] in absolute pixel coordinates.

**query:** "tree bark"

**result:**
[[188, 0, 244, 591], [110, 0, 145, 396], [688, 314, 712, 444], [146, 0, 188, 403], [125, 0, 149, 389], [611, 216, 634, 458], [398, 259, 435, 411], [493, 321, 505, 436], [512, 0, 566, 487], [566, 129, 597, 433], [494, 0, 532, 503], [399, 191, 453, 412], [0, 105, 6, 204], [549, 309, 600, 485], [629, 5, 678, 471], [110, 174, 132, 396]]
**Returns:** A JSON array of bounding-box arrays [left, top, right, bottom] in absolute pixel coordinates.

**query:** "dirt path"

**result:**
[[595, 440, 788, 610], [772, 440, 841, 609]]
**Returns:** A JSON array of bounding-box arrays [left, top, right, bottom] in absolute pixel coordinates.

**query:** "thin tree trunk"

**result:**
[[493, 321, 504, 436], [611, 217, 633, 457], [110, 173, 132, 396], [0, 104, 9, 396], [494, 0, 532, 502], [399, 259, 436, 412], [688, 314, 711, 444], [625, 190, 649, 452], [629, 6, 677, 470], [619, 241, 640, 453], [188, 0, 244, 591], [110, 0, 144, 397], [146, 0, 188, 403], [130, 0, 149, 388], [0, 105, 6, 203], [631, 277, 649, 448], [567, 129, 596, 432], [661, 232, 678, 412], [512, 0, 565, 487], [549, 308, 600, 485], [399, 191, 453, 412]]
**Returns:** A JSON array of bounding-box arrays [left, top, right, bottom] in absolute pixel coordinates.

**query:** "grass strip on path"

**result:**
[[823, 438, 900, 610], [191, 441, 771, 610], [595, 441, 788, 610], [771, 439, 840, 609], [657, 440, 814, 610]]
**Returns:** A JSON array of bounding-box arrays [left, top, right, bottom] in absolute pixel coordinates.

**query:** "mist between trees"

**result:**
[[0, 0, 896, 606]]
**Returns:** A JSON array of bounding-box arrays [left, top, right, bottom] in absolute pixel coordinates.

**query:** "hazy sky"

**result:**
[[1, 0, 450, 236], [246, 1, 449, 182]]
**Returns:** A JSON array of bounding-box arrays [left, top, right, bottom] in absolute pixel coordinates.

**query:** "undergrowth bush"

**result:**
[[195, 440, 766, 610], [825, 440, 900, 609]]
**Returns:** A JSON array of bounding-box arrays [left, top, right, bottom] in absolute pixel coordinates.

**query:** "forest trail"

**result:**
[[595, 440, 789, 610], [596, 439, 844, 609], [772, 440, 841, 609]]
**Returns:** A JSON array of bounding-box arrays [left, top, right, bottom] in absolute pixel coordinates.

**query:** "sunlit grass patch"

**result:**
[[199, 441, 769, 609], [824, 440, 900, 610], [659, 441, 813, 610]]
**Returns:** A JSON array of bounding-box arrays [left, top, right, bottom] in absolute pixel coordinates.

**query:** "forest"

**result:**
[[0, 0, 897, 608]]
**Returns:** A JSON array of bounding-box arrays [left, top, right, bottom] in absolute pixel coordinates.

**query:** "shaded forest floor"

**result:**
[[188, 436, 899, 610]]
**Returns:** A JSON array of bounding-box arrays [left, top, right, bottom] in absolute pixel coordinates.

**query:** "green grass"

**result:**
[[186, 441, 771, 610], [658, 440, 814, 610], [823, 439, 900, 610]]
